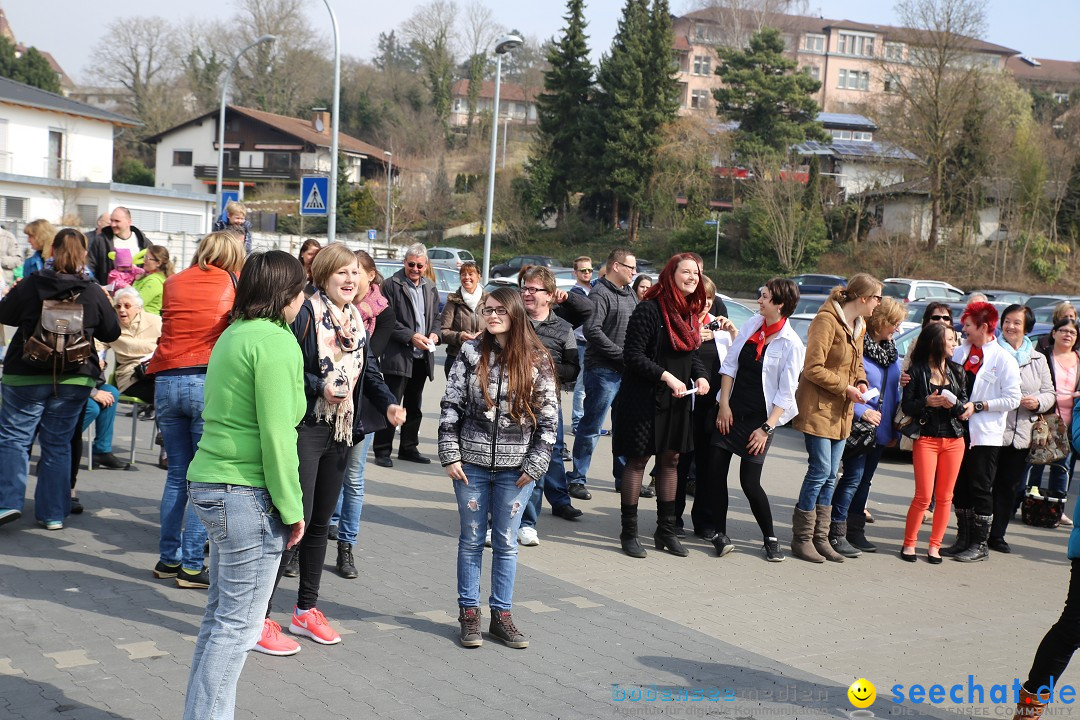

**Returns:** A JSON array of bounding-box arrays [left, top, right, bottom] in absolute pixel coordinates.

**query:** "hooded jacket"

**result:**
[[792, 300, 868, 440], [89, 225, 149, 285], [583, 276, 637, 373]]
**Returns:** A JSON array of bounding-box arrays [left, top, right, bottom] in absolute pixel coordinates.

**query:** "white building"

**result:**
[[0, 76, 214, 235]]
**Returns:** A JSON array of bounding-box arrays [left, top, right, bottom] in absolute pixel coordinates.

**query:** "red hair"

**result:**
[[644, 253, 707, 316], [961, 301, 999, 335]]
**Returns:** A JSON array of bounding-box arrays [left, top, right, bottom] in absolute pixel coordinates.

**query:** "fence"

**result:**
[[141, 231, 409, 270]]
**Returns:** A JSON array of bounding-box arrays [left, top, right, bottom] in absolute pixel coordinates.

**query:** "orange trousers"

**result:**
[[904, 436, 966, 549]]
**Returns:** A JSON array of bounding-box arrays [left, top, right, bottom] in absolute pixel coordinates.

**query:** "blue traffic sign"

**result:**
[[368, 229, 377, 241], [704, 220, 719, 226], [219, 190, 240, 222], [300, 176, 329, 216]]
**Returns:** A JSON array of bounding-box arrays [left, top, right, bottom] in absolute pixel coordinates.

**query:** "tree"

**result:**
[[0, 37, 61, 93], [713, 27, 826, 160], [529, 0, 593, 224], [1057, 159, 1080, 245], [113, 157, 155, 186], [648, 115, 729, 227], [877, 0, 990, 249], [460, 1, 503, 139], [402, 0, 459, 139], [690, 0, 808, 50], [374, 31, 420, 75], [941, 97, 989, 243], [742, 159, 828, 273]]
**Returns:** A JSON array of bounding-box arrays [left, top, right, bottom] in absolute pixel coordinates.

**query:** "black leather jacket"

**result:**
[[901, 360, 968, 438]]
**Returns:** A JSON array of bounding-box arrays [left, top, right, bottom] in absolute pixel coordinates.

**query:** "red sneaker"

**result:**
[[252, 619, 301, 656], [289, 607, 341, 645]]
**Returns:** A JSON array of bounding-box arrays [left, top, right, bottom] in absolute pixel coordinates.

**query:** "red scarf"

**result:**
[[964, 344, 983, 375], [659, 295, 701, 353], [749, 317, 786, 360]]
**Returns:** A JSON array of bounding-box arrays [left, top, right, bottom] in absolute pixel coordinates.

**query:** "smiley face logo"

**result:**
[[848, 678, 876, 708]]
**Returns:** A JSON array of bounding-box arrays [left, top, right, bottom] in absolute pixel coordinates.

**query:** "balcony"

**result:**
[[45, 157, 72, 180], [193, 164, 302, 182]]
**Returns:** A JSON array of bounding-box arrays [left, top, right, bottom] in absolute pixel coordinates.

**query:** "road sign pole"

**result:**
[[715, 215, 720, 270]]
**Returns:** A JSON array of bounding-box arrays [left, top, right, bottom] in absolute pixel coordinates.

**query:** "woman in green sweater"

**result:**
[[183, 250, 308, 720], [133, 244, 173, 315]]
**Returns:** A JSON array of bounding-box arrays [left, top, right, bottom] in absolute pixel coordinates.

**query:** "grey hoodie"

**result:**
[[584, 276, 637, 373]]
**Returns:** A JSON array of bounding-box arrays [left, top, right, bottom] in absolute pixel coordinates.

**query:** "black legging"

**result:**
[[623, 450, 679, 504], [991, 445, 1028, 541], [267, 423, 348, 614], [708, 445, 776, 539], [1025, 558, 1080, 693]]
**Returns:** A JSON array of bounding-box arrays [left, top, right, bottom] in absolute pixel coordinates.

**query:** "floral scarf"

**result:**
[[355, 284, 389, 336], [309, 291, 366, 444]]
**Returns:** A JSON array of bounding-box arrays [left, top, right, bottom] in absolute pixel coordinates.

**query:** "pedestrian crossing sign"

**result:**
[[300, 176, 329, 216]]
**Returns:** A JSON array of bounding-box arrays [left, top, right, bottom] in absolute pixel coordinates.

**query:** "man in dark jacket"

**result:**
[[566, 248, 637, 500], [89, 207, 149, 285], [373, 244, 441, 466]]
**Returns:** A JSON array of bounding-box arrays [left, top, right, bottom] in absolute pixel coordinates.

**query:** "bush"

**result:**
[[113, 158, 154, 186]]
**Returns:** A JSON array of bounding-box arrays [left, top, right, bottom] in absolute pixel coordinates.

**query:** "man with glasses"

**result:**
[[566, 249, 638, 500], [374, 243, 441, 467], [569, 256, 594, 435]]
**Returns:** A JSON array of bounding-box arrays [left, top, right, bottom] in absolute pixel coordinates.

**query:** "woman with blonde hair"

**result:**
[[147, 230, 245, 589], [22, 219, 57, 278], [790, 273, 881, 563], [134, 244, 174, 315]]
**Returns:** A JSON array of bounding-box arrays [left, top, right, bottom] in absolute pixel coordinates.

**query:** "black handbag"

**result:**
[[844, 397, 880, 460]]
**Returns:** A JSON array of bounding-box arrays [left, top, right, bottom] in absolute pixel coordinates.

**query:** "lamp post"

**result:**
[[216, 34, 276, 217], [384, 150, 392, 245], [481, 33, 523, 284], [319, 0, 342, 242]]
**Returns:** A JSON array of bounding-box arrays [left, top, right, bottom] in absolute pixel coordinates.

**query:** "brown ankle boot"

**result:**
[[1013, 685, 1051, 719], [813, 505, 845, 562], [791, 508, 824, 563]]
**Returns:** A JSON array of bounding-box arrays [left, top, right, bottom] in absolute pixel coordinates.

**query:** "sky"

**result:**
[[6, 0, 1079, 86]]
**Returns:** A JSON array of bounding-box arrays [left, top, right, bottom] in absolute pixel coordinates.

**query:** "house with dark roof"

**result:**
[[449, 79, 539, 127], [146, 106, 396, 197], [1006, 56, 1080, 103], [0, 75, 214, 234]]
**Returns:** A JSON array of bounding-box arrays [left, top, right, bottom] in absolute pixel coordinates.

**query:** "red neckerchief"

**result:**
[[964, 344, 984, 375], [750, 317, 786, 361]]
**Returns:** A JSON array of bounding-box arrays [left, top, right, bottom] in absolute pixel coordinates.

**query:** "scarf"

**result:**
[[355, 284, 389, 336], [309, 291, 366, 445], [997, 334, 1033, 366], [863, 336, 898, 368], [749, 317, 786, 361], [658, 295, 701, 353], [964, 344, 984, 375], [460, 285, 483, 311]]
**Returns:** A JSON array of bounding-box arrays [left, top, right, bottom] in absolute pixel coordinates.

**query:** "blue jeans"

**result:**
[[571, 343, 586, 431], [797, 433, 845, 511], [454, 464, 534, 610], [331, 432, 374, 545], [522, 412, 571, 528], [832, 445, 885, 521], [82, 384, 120, 454], [184, 483, 287, 720], [156, 374, 209, 571], [568, 366, 623, 486], [0, 382, 91, 522]]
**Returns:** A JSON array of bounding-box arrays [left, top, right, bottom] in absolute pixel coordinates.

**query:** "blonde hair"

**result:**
[[828, 272, 882, 306], [1053, 302, 1077, 324], [700, 274, 716, 299], [25, 219, 57, 259], [310, 242, 359, 290], [225, 200, 247, 217], [191, 231, 245, 273], [867, 296, 905, 336]]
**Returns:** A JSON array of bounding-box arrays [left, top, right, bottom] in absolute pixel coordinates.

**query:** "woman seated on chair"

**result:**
[[101, 287, 163, 403]]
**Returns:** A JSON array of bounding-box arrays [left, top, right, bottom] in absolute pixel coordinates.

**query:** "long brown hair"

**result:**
[[476, 287, 554, 424], [644, 253, 707, 316]]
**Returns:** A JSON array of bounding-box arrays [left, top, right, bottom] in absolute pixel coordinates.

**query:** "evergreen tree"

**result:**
[[0, 38, 61, 93], [528, 0, 593, 224], [713, 27, 826, 161]]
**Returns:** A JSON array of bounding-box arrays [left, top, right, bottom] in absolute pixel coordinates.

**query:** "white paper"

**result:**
[[860, 387, 880, 403], [424, 342, 437, 353], [677, 388, 696, 397], [940, 389, 958, 405]]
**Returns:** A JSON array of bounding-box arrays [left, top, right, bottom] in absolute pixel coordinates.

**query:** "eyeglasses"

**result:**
[[520, 286, 548, 295], [406, 261, 426, 270], [870, 295, 883, 302], [576, 268, 593, 273], [617, 261, 637, 272], [481, 306, 508, 316]]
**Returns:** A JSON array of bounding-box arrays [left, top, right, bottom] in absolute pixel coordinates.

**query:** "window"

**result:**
[[172, 150, 193, 166], [693, 55, 711, 75], [803, 33, 825, 53], [883, 72, 901, 93], [853, 131, 873, 141], [831, 129, 852, 140], [690, 89, 710, 109], [695, 24, 706, 41], [1055, 92, 1070, 104], [77, 204, 98, 227], [885, 42, 905, 61], [837, 69, 870, 91], [48, 129, 64, 179], [804, 65, 821, 81], [838, 32, 874, 57], [263, 151, 293, 172]]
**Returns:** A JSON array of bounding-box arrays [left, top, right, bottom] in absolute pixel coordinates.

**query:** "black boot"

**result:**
[[654, 501, 689, 557], [954, 514, 991, 562], [846, 512, 877, 553], [940, 508, 973, 557], [828, 520, 862, 558], [620, 504, 647, 558], [336, 541, 357, 579]]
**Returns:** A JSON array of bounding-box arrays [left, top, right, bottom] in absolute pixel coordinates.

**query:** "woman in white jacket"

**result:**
[[708, 278, 805, 562], [942, 301, 1021, 563]]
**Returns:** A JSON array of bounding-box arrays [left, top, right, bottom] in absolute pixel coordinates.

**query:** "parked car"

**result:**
[[551, 268, 578, 290], [489, 255, 565, 278], [790, 274, 846, 295], [716, 295, 754, 328], [376, 261, 457, 314], [787, 313, 816, 344], [1027, 295, 1080, 310], [882, 278, 964, 303], [793, 294, 829, 315], [427, 247, 475, 269], [962, 289, 1029, 305], [1033, 302, 1080, 324]]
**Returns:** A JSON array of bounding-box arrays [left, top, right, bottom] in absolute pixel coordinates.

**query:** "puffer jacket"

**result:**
[[530, 311, 578, 385], [792, 300, 867, 440], [438, 339, 559, 481]]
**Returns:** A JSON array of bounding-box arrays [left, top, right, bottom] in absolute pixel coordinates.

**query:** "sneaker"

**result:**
[[153, 560, 181, 578], [484, 529, 492, 548], [763, 538, 785, 562], [290, 607, 341, 645], [489, 609, 528, 649], [1062, 515, 1074, 527], [176, 566, 210, 589], [0, 508, 21, 526], [561, 446, 572, 462], [253, 619, 301, 656], [37, 519, 63, 531], [599, 429, 611, 436], [282, 552, 300, 578], [458, 607, 483, 648], [518, 526, 540, 546], [710, 533, 734, 556]]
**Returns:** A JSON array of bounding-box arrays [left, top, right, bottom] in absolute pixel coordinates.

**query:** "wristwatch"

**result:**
[[760, 423, 775, 435], [974, 401, 986, 413]]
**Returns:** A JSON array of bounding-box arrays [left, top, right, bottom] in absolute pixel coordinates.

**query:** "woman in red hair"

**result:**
[[613, 254, 711, 558]]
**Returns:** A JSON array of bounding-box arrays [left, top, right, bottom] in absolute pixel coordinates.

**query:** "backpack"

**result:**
[[21, 292, 93, 375]]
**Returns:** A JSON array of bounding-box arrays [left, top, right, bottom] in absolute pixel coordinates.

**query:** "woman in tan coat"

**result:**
[[439, 261, 486, 378], [790, 273, 881, 563], [103, 287, 163, 402]]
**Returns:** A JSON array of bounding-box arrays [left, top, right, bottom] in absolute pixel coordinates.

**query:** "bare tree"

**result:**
[[691, 0, 808, 49], [876, 0, 989, 249], [460, 1, 504, 138], [746, 158, 825, 273], [402, 0, 460, 137], [649, 115, 729, 228]]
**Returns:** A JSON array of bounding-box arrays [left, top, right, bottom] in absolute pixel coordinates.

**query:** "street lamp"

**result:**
[[481, 33, 523, 284], [384, 150, 392, 245], [319, 0, 342, 243], [216, 34, 276, 218]]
